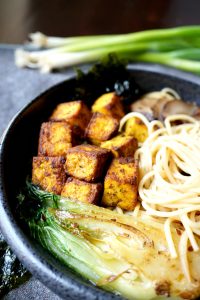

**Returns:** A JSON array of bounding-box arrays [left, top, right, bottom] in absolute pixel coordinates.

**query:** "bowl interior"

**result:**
[[1, 64, 200, 299]]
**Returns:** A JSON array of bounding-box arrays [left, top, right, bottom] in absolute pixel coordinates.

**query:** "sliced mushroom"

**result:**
[[152, 97, 173, 121], [130, 97, 159, 121], [162, 99, 200, 120], [130, 89, 200, 121]]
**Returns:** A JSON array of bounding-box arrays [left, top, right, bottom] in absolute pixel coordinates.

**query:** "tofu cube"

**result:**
[[50, 100, 91, 135], [102, 157, 138, 211], [101, 134, 138, 158], [85, 112, 119, 145], [92, 92, 125, 120], [61, 177, 102, 204], [65, 144, 111, 182], [124, 117, 148, 143], [38, 121, 77, 157], [32, 156, 66, 195]]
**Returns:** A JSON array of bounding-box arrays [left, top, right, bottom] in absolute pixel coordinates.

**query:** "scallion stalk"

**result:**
[[134, 51, 200, 74], [162, 48, 200, 60], [29, 26, 200, 49], [28, 32, 121, 48], [15, 26, 200, 74]]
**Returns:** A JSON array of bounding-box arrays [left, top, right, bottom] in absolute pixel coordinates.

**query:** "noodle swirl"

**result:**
[[121, 110, 200, 282]]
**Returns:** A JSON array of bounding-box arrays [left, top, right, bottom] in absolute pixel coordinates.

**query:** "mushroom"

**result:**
[[130, 88, 179, 121], [152, 97, 173, 121], [130, 94, 200, 121], [161, 99, 200, 120], [130, 97, 160, 121]]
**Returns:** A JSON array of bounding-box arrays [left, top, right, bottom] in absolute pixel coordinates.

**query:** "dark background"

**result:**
[[1, 0, 200, 299], [0, 0, 200, 44]]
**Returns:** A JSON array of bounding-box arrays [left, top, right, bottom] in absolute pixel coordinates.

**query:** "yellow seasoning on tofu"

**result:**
[[124, 117, 148, 143], [102, 157, 139, 211], [101, 134, 138, 158], [38, 121, 77, 157], [65, 144, 111, 182], [92, 92, 124, 121], [85, 112, 119, 146], [32, 156, 66, 195], [50, 100, 91, 135], [61, 177, 102, 204]]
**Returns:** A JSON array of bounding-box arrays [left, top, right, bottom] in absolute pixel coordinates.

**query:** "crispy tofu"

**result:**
[[85, 112, 119, 145], [101, 134, 138, 158], [50, 100, 91, 135], [65, 144, 111, 182], [124, 117, 148, 143], [38, 121, 77, 157], [61, 177, 102, 204], [92, 92, 125, 120], [32, 156, 66, 195], [102, 157, 138, 211]]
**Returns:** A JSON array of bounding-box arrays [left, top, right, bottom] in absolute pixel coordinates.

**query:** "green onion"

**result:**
[[134, 51, 200, 74], [15, 26, 200, 73], [29, 27, 200, 49], [28, 32, 121, 48]]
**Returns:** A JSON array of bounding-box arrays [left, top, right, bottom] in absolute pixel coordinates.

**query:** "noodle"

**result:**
[[141, 87, 181, 101], [164, 218, 177, 258], [119, 102, 200, 282], [179, 231, 191, 282]]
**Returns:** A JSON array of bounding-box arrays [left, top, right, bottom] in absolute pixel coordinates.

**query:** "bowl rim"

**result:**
[[1, 62, 200, 299]]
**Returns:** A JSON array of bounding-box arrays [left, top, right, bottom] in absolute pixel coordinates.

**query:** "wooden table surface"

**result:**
[[0, 0, 200, 44]]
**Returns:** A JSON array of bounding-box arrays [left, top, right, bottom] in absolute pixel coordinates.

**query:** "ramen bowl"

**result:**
[[0, 63, 200, 299]]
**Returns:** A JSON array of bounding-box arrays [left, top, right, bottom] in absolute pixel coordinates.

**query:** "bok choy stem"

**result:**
[[29, 214, 156, 300], [19, 182, 200, 299], [22, 183, 156, 300]]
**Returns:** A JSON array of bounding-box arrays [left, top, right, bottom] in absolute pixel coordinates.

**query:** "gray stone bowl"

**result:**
[[0, 63, 200, 300]]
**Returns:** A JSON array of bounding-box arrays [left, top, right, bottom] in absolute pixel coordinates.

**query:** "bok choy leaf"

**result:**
[[18, 182, 200, 300]]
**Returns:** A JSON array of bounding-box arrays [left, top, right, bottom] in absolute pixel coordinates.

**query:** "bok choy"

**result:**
[[15, 26, 200, 74], [18, 182, 200, 300]]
